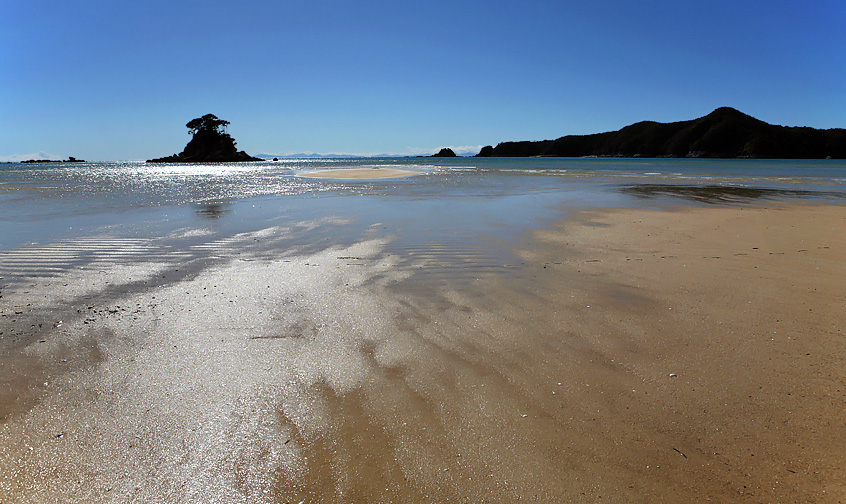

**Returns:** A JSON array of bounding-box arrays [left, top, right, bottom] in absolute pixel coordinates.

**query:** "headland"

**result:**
[[477, 107, 846, 158]]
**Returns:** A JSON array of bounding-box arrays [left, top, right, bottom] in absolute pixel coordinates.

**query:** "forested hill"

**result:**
[[476, 108, 846, 159]]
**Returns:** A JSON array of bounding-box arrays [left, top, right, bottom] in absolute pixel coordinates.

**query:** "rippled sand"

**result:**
[[1, 204, 845, 502]]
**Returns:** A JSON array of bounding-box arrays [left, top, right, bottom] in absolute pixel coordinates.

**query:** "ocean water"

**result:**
[[1, 157, 844, 281]]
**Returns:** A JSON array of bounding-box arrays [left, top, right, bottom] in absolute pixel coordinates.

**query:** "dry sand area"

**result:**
[[1, 203, 844, 502]]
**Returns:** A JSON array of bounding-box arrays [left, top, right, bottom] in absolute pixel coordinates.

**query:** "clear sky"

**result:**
[[2, 0, 844, 160]]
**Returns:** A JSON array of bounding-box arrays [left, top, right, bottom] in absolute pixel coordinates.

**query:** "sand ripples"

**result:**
[[389, 233, 517, 286], [0, 224, 327, 283], [0, 237, 181, 279]]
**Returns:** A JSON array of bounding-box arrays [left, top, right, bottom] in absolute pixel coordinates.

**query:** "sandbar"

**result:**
[[298, 167, 422, 179], [1, 202, 844, 502]]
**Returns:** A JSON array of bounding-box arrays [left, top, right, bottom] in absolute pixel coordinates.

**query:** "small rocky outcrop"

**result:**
[[432, 147, 457, 157], [147, 114, 262, 163]]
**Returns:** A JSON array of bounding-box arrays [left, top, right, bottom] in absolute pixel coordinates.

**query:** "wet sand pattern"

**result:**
[[1, 204, 845, 502]]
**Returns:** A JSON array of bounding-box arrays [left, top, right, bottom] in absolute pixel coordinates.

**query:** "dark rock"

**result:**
[[147, 114, 262, 163], [476, 145, 494, 157], [432, 148, 457, 157]]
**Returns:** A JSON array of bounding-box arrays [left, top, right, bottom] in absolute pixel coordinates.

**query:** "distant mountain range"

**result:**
[[256, 153, 366, 159], [476, 107, 845, 159]]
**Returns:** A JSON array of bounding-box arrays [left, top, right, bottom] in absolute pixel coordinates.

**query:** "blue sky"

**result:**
[[2, 0, 844, 160]]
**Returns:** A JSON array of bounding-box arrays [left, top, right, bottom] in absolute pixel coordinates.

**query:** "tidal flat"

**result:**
[[1, 159, 845, 502]]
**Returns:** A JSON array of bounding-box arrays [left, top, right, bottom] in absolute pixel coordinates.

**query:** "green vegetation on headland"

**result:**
[[476, 107, 846, 159], [147, 114, 262, 163]]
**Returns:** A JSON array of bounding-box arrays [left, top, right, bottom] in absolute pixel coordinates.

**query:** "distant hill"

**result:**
[[21, 156, 85, 164], [476, 108, 846, 159], [256, 153, 364, 159]]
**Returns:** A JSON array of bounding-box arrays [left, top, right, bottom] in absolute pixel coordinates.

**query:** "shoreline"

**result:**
[[1, 201, 844, 501]]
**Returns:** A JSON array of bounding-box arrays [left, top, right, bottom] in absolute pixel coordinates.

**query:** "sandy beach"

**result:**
[[298, 167, 423, 179], [1, 202, 844, 502]]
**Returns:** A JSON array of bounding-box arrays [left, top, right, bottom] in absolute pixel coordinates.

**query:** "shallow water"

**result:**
[[1, 158, 844, 279]]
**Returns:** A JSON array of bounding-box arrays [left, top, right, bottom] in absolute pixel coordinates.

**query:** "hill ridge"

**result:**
[[477, 108, 845, 159]]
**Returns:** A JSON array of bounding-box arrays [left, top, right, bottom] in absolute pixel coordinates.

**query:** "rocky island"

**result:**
[[147, 114, 262, 163], [432, 147, 457, 157], [21, 156, 85, 164], [477, 107, 846, 159]]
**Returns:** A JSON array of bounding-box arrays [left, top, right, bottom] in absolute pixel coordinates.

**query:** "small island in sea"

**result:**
[[477, 107, 846, 159], [20, 156, 85, 164], [147, 114, 262, 163], [432, 147, 457, 157]]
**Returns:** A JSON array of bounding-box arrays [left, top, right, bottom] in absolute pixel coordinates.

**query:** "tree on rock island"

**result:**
[[147, 114, 262, 163], [186, 114, 230, 136]]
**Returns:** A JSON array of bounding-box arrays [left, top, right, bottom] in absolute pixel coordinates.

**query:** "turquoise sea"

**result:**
[[1, 157, 844, 281]]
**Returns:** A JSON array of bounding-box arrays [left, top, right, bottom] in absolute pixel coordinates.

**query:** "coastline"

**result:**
[[1, 201, 844, 502]]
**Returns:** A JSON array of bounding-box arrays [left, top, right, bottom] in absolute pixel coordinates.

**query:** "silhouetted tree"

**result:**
[[147, 113, 262, 162], [186, 114, 230, 136]]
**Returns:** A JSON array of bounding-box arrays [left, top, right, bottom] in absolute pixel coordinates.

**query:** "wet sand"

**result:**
[[298, 167, 422, 179], [1, 203, 845, 502]]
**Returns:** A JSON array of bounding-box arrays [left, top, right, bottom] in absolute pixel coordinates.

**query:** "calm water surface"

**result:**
[[1, 158, 844, 278]]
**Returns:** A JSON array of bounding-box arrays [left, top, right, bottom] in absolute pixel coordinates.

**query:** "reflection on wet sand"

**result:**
[[1, 204, 845, 502], [620, 183, 846, 203], [195, 203, 232, 219]]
